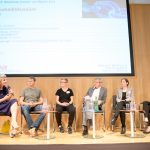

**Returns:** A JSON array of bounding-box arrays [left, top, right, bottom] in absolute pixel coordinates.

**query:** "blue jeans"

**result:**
[[21, 105, 46, 130]]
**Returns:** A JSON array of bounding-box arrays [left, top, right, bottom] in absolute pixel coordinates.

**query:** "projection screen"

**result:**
[[0, 0, 134, 76]]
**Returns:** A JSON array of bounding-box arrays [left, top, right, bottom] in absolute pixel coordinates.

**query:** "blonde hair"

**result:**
[[60, 78, 68, 83], [0, 74, 6, 78]]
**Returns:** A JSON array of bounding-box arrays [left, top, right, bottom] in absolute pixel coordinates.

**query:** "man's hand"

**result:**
[[84, 95, 91, 100], [28, 101, 36, 107], [98, 100, 103, 105]]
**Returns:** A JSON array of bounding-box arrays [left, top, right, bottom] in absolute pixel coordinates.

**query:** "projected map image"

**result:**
[[82, 0, 126, 18]]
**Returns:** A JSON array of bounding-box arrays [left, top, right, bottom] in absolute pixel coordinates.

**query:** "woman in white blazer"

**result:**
[[111, 78, 134, 134]]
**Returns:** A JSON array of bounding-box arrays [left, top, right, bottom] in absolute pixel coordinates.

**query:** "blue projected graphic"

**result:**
[[82, 0, 127, 18]]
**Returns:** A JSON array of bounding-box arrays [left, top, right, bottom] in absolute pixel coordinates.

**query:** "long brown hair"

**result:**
[[121, 78, 129, 86]]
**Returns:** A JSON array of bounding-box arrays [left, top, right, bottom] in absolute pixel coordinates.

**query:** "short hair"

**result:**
[[60, 78, 68, 83], [94, 78, 102, 83], [121, 78, 129, 86], [0, 74, 7, 78], [29, 76, 36, 82]]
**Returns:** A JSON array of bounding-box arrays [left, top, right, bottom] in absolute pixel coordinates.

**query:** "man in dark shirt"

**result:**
[[55, 78, 75, 134]]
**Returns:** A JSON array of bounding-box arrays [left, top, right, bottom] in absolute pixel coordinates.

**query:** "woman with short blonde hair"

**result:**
[[55, 78, 75, 134]]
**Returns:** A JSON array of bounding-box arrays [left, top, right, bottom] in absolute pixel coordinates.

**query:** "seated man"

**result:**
[[55, 78, 75, 134], [82, 78, 107, 136], [143, 101, 150, 133], [20, 76, 46, 137]]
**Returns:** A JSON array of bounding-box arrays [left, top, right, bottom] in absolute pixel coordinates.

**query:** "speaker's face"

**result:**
[[121, 79, 128, 88], [2, 77, 7, 86], [27, 78, 35, 87]]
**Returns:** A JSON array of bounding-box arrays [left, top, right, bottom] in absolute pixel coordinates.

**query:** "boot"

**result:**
[[82, 125, 88, 136], [120, 127, 126, 134]]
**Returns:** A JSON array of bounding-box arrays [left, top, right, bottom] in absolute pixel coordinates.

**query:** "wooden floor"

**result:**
[[0, 129, 149, 145]]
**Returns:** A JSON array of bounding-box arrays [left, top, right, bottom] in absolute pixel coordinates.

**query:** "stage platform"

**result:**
[[0, 129, 149, 145]]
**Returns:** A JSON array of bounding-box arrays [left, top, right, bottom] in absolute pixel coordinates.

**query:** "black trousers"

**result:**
[[55, 104, 75, 127], [143, 101, 150, 126], [114, 101, 129, 127]]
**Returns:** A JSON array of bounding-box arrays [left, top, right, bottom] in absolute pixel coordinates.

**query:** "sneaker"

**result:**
[[59, 125, 64, 133], [29, 127, 37, 137], [143, 126, 150, 134], [9, 126, 21, 138], [68, 126, 72, 134], [9, 129, 16, 138]]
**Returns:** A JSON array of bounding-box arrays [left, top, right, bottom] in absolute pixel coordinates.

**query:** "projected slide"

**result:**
[[0, 0, 134, 75]]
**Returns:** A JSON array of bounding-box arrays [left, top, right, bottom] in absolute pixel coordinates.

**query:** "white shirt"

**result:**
[[91, 87, 101, 101]]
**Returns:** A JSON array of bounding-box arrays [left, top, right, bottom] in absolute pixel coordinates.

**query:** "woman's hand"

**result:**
[[9, 89, 14, 95], [61, 102, 70, 106]]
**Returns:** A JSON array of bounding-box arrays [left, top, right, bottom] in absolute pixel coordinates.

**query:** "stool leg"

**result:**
[[52, 112, 55, 132], [134, 112, 136, 132], [21, 114, 23, 133], [139, 112, 141, 130], [143, 113, 146, 128], [74, 113, 76, 132], [103, 112, 106, 132]]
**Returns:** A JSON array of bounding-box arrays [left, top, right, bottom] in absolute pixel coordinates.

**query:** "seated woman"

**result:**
[[55, 78, 75, 134], [111, 78, 134, 134], [143, 101, 150, 133], [0, 76, 19, 138], [82, 78, 107, 136], [0, 74, 11, 90]]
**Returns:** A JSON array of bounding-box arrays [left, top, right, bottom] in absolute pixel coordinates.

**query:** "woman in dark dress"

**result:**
[[0, 76, 19, 137]]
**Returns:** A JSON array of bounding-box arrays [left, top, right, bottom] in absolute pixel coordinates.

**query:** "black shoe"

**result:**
[[82, 126, 88, 136], [121, 127, 126, 134], [59, 126, 64, 133], [111, 117, 117, 125], [68, 126, 72, 134]]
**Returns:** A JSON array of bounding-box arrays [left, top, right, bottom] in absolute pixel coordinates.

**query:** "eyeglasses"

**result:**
[[95, 81, 102, 83], [60, 81, 67, 83]]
